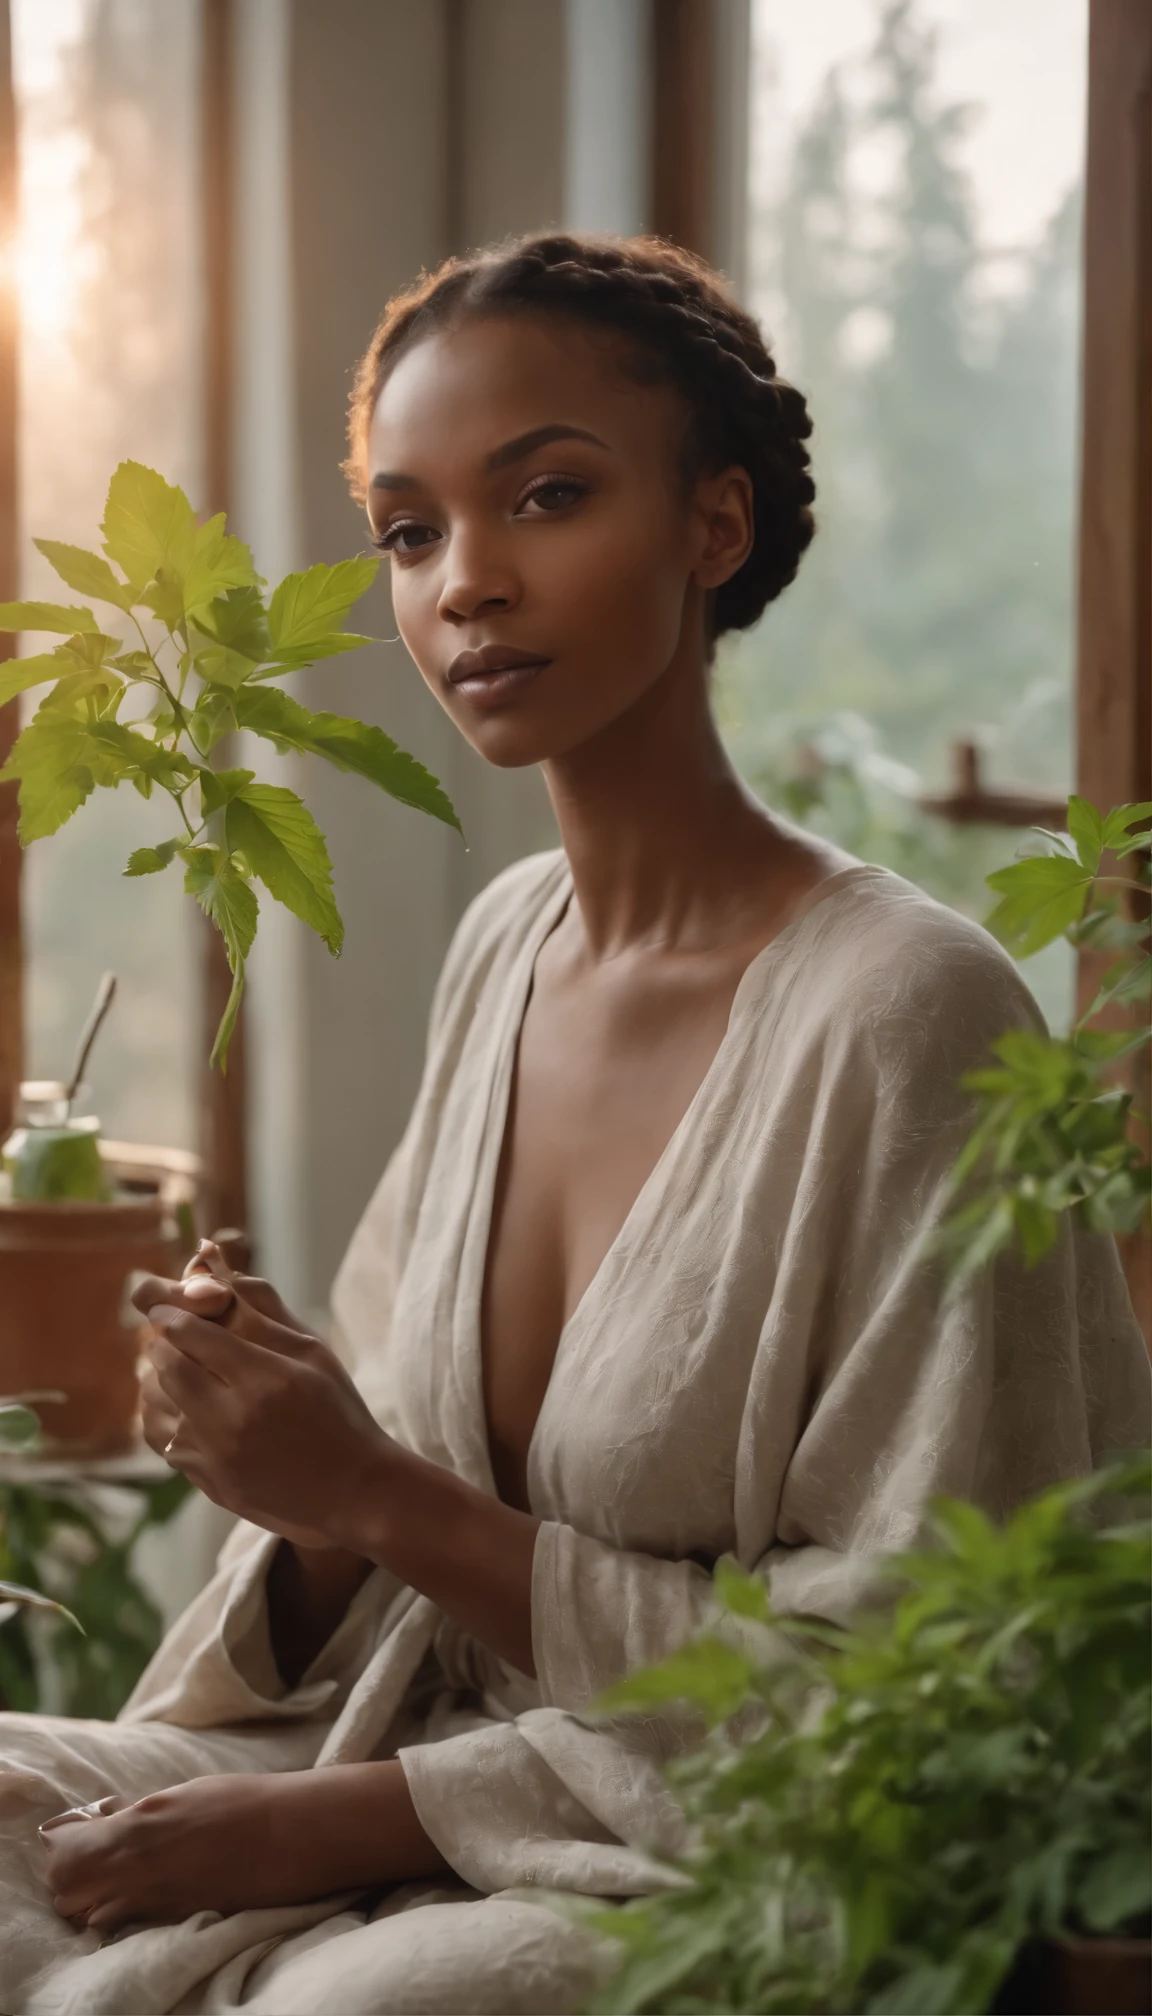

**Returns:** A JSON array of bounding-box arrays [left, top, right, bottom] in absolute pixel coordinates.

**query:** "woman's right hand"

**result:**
[[134, 1244, 340, 1553]]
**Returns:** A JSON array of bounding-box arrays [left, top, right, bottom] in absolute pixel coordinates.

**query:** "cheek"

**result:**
[[388, 568, 440, 685], [535, 501, 691, 668]]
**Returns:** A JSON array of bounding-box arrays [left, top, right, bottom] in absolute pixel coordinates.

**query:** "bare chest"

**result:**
[[478, 954, 744, 1510]]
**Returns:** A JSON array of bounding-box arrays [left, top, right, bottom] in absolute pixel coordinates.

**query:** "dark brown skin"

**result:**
[[42, 313, 846, 1935]]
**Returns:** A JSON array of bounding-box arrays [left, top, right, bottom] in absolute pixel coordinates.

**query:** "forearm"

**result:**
[[268, 1759, 450, 1891], [267, 1542, 374, 1687], [336, 1446, 540, 1677]]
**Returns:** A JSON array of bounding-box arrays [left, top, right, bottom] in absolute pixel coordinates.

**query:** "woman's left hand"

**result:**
[[132, 1265, 393, 1553]]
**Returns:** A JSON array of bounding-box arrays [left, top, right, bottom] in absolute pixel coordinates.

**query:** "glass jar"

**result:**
[[1, 1081, 110, 1203]]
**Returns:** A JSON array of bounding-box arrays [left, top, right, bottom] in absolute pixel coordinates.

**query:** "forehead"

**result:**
[[367, 314, 679, 480]]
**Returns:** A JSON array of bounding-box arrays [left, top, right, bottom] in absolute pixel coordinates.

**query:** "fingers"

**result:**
[[228, 1274, 306, 1334], [185, 1238, 234, 1285], [148, 1324, 234, 1405], [139, 1367, 182, 1464], [86, 1896, 134, 1933], [132, 1272, 234, 1323]]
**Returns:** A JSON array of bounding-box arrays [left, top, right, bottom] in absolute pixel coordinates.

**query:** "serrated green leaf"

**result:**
[[182, 846, 258, 1071], [182, 845, 258, 966], [38, 668, 125, 722], [140, 571, 186, 632], [101, 461, 197, 592], [111, 649, 156, 678], [0, 652, 71, 709], [256, 632, 375, 675], [189, 689, 237, 754], [267, 556, 379, 659], [1101, 801, 1152, 850], [224, 782, 343, 952], [198, 764, 255, 816], [1065, 794, 1103, 872], [124, 839, 182, 877], [235, 686, 461, 830], [182, 513, 260, 616], [87, 722, 193, 791], [0, 600, 101, 635], [192, 584, 270, 657], [0, 709, 132, 840], [984, 854, 1092, 956], [33, 538, 135, 611]]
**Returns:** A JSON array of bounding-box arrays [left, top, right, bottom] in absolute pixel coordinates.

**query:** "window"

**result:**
[[13, 0, 201, 1146], [724, 0, 1087, 1029]]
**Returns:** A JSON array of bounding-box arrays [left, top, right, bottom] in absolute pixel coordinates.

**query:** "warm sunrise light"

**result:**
[[16, 126, 90, 341], [12, 0, 93, 344]]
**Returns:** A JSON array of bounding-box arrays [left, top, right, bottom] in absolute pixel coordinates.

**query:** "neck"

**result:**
[[541, 643, 788, 960]]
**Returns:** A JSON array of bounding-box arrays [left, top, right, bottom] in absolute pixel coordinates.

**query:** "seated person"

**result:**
[[1, 231, 1147, 2016]]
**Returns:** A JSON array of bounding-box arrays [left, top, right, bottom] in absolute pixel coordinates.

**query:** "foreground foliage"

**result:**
[[0, 462, 459, 1064], [939, 798, 1150, 1287], [591, 1459, 1151, 2016]]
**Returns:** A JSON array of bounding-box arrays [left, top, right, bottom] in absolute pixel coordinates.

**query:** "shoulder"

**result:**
[[428, 847, 568, 1041], [773, 866, 1045, 1082]]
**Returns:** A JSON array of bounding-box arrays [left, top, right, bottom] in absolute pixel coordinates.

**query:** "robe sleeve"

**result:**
[[400, 918, 1150, 1888]]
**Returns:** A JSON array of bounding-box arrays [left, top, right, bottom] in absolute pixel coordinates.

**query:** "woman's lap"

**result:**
[[0, 1711, 323, 2013], [0, 1713, 619, 2015]]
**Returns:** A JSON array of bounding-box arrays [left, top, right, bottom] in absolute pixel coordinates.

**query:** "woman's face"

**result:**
[[364, 314, 752, 769]]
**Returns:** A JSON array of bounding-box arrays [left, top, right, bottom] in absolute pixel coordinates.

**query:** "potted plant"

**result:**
[[0, 459, 458, 1454], [587, 797, 1150, 2016], [592, 1458, 1151, 2016]]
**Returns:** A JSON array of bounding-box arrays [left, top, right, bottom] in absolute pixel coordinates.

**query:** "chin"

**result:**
[[449, 698, 612, 771]]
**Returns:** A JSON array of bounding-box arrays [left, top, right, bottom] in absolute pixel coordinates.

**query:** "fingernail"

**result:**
[[148, 1303, 182, 1331]]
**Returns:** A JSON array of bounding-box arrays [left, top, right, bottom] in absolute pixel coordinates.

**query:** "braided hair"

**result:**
[[345, 233, 816, 639]]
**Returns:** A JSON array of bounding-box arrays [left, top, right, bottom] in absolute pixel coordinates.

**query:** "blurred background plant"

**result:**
[[0, 1468, 190, 1716]]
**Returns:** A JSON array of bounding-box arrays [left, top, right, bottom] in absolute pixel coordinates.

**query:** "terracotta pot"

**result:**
[[0, 1194, 182, 1455], [995, 1933, 1152, 2014]]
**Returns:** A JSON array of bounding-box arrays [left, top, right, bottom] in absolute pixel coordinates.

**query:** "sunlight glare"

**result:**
[[12, 0, 95, 344]]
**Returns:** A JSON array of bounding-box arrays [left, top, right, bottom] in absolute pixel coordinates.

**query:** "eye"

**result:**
[[370, 519, 440, 556], [516, 474, 591, 516]]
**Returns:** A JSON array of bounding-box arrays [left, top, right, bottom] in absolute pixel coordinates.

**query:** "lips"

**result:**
[[445, 643, 552, 708], [447, 644, 551, 683]]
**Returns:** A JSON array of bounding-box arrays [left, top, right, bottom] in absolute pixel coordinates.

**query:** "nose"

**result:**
[[436, 525, 520, 626]]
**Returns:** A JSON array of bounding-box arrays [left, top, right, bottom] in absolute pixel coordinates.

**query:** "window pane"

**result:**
[[727, 0, 1087, 1028], [13, 0, 201, 1146]]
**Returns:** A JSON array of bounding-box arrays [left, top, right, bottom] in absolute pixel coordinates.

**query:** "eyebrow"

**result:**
[[369, 423, 611, 493]]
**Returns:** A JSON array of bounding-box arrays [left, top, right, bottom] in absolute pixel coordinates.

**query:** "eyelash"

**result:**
[[371, 472, 591, 556]]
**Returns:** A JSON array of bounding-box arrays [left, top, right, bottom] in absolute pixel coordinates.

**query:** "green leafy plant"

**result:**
[[939, 798, 1150, 1287], [0, 1466, 192, 1717], [0, 1399, 86, 1642], [590, 1458, 1151, 2016], [0, 462, 459, 1066]]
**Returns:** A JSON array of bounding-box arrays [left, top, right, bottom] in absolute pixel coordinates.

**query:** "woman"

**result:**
[[2, 233, 1147, 2015]]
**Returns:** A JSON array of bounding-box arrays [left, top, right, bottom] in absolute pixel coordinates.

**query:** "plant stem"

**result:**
[[129, 611, 188, 744]]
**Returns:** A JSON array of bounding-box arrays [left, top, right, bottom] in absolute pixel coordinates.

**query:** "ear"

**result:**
[[691, 466, 754, 591]]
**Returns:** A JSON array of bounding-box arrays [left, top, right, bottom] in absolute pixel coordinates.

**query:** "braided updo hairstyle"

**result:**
[[345, 233, 815, 639]]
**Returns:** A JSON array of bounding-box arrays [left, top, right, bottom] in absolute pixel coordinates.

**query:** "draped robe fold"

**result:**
[[1, 853, 1147, 2015]]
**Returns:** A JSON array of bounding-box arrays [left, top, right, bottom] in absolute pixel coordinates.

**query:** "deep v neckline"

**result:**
[[467, 857, 887, 1506]]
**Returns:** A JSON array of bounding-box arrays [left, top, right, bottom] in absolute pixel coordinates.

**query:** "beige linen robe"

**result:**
[[1, 853, 1147, 2015]]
